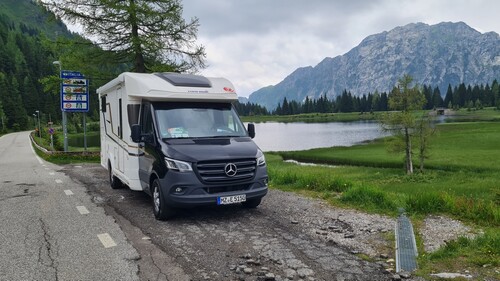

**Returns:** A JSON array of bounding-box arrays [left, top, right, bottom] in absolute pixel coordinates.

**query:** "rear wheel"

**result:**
[[152, 179, 176, 220], [108, 162, 121, 189], [242, 197, 262, 208]]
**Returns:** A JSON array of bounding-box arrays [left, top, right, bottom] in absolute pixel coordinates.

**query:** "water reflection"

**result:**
[[250, 121, 388, 152]]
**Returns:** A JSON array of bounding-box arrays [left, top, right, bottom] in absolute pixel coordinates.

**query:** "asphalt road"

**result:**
[[1, 131, 393, 281], [0, 132, 139, 280]]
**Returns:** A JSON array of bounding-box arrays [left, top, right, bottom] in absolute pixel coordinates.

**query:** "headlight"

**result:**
[[165, 157, 193, 172], [257, 151, 266, 166]]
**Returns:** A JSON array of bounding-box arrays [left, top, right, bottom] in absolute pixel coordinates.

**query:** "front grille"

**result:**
[[196, 159, 256, 183], [204, 184, 250, 194]]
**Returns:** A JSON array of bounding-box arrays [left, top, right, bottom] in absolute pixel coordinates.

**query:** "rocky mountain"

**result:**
[[249, 22, 500, 109]]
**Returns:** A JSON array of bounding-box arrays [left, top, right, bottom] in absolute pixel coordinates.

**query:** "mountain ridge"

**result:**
[[0, 0, 72, 38], [249, 22, 500, 109]]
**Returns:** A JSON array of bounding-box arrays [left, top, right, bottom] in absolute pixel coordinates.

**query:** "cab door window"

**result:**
[[140, 103, 154, 142]]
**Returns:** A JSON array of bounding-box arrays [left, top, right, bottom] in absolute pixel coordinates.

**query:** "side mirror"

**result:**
[[247, 123, 255, 139], [131, 124, 141, 143]]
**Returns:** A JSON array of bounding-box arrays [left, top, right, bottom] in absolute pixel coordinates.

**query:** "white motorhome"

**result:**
[[98, 72, 268, 220]]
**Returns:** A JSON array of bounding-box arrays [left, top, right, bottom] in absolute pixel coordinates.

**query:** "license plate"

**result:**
[[217, 194, 246, 205]]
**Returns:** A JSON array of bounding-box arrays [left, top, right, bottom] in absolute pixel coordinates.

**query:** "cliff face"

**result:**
[[249, 22, 500, 109]]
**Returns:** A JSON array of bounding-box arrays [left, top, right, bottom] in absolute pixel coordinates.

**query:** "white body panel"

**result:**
[[98, 72, 238, 191]]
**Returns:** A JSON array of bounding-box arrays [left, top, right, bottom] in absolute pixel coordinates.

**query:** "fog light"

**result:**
[[174, 187, 184, 193]]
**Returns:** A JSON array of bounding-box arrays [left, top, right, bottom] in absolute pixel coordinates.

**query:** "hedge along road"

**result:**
[[0, 132, 139, 281], [60, 161, 397, 281]]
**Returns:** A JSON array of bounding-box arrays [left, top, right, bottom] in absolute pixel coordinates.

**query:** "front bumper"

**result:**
[[158, 166, 268, 208]]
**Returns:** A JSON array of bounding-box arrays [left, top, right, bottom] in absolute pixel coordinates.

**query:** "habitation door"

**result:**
[[117, 87, 124, 173]]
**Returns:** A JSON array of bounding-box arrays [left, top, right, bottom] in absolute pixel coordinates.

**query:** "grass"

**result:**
[[31, 132, 100, 164], [418, 230, 500, 280]]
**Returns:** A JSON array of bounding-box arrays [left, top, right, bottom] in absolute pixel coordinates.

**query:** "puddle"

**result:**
[[284, 159, 336, 168]]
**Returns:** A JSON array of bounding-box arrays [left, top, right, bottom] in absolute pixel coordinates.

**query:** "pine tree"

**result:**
[[431, 87, 443, 108], [444, 84, 453, 108], [492, 80, 500, 109], [41, 0, 205, 72], [0, 99, 6, 133]]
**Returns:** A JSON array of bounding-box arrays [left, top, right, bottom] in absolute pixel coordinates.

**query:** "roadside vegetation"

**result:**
[[31, 130, 100, 164]]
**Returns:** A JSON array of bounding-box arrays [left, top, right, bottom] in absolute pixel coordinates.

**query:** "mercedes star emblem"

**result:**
[[224, 163, 238, 177]]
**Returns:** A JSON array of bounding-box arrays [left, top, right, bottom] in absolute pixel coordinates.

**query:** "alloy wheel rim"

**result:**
[[153, 185, 160, 212]]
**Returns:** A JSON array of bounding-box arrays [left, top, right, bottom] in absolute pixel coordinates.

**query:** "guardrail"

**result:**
[[29, 131, 99, 157]]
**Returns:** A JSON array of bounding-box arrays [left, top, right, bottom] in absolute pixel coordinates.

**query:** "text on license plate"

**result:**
[[217, 194, 246, 205]]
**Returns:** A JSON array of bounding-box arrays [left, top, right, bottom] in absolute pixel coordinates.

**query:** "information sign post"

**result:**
[[60, 71, 90, 152]]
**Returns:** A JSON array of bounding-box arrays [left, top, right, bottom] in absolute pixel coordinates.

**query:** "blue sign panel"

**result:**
[[60, 70, 89, 112]]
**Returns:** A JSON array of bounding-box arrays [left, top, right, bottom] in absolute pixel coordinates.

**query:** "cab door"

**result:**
[[138, 103, 156, 189]]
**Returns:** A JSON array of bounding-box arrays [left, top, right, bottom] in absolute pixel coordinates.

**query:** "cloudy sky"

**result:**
[[180, 0, 500, 98]]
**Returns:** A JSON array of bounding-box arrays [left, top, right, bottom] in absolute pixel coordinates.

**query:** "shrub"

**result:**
[[405, 192, 450, 214], [340, 185, 396, 212]]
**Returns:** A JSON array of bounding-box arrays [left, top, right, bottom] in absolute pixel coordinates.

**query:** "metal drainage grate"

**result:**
[[395, 211, 418, 272]]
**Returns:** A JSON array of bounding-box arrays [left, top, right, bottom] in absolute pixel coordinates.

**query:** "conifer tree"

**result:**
[[41, 0, 205, 72]]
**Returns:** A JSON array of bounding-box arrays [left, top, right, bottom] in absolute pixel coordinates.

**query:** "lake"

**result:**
[[70, 121, 387, 152], [250, 121, 387, 152]]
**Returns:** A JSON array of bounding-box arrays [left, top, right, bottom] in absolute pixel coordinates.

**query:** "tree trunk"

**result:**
[[129, 0, 146, 73], [405, 127, 413, 174], [419, 155, 424, 172]]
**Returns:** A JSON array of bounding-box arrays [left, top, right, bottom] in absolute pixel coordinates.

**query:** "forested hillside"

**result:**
[[0, 1, 121, 133], [271, 81, 500, 115], [0, 11, 60, 131], [0, 0, 203, 134]]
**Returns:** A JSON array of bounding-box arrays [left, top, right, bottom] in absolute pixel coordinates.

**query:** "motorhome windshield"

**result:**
[[154, 102, 247, 139]]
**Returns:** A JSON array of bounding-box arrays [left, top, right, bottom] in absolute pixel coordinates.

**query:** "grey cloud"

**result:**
[[182, 0, 383, 38]]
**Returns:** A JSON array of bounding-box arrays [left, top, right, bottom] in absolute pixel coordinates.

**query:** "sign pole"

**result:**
[[83, 113, 87, 151], [61, 67, 68, 152], [63, 111, 68, 152]]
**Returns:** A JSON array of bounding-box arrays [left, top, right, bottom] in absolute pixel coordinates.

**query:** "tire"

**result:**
[[108, 162, 121, 189], [152, 179, 176, 220], [242, 197, 262, 208]]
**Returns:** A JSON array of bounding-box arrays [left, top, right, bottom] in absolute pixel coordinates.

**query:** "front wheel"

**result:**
[[152, 179, 176, 220], [242, 197, 262, 208], [108, 162, 122, 189]]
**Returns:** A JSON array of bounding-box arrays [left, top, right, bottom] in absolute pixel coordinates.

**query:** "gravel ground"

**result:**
[[265, 191, 478, 258], [419, 215, 476, 253]]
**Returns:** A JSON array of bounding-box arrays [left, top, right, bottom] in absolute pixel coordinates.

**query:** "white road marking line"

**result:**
[[74, 165, 82, 168], [29, 141, 44, 164], [49, 172, 55, 176], [64, 190, 74, 195], [55, 179, 63, 184], [97, 233, 117, 248], [76, 206, 90, 215]]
